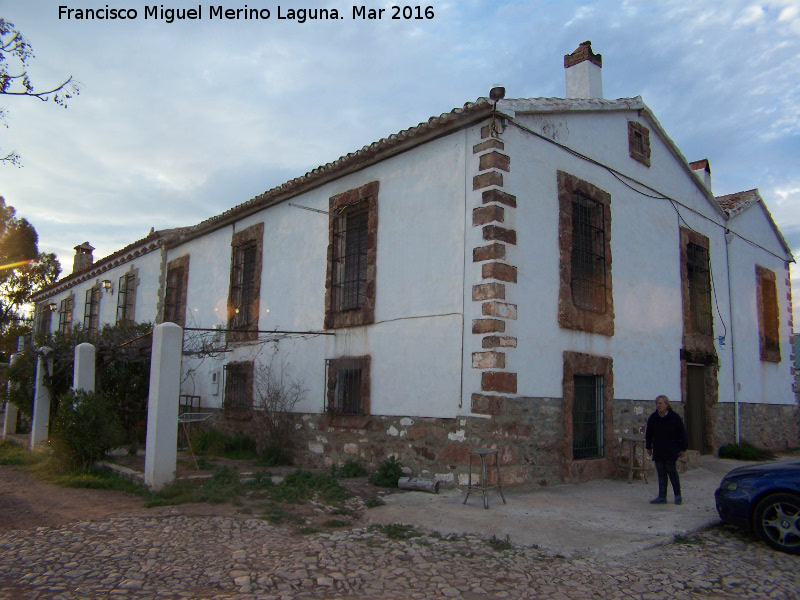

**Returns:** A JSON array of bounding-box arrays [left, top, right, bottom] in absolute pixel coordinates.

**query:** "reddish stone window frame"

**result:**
[[163, 255, 190, 328], [557, 171, 614, 336], [324, 182, 379, 330], [756, 265, 781, 363], [562, 351, 614, 463], [227, 223, 264, 343], [679, 228, 715, 356], [628, 121, 651, 167]]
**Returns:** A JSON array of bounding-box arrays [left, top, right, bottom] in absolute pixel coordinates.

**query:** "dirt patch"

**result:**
[[0, 458, 403, 535]]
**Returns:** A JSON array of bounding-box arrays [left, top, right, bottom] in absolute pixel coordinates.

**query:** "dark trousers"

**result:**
[[654, 459, 681, 498]]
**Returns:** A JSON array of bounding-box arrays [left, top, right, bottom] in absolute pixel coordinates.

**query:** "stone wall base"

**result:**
[[208, 398, 798, 488], [713, 402, 800, 451]]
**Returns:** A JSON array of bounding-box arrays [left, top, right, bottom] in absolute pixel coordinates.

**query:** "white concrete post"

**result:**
[[73, 343, 96, 392], [30, 348, 53, 449], [144, 323, 182, 490], [2, 354, 20, 438]]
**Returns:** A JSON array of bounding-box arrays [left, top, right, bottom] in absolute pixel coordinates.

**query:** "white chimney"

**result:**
[[564, 41, 603, 99], [690, 159, 712, 192], [72, 241, 95, 274]]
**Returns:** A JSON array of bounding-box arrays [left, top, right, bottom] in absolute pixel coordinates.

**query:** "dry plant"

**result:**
[[251, 351, 307, 465]]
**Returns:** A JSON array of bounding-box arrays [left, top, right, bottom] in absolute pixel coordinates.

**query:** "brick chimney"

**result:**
[[72, 242, 94, 274], [564, 41, 603, 99], [690, 159, 712, 192]]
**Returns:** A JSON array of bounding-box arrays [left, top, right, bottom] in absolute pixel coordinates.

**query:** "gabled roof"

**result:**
[[717, 189, 793, 261], [32, 227, 189, 301]]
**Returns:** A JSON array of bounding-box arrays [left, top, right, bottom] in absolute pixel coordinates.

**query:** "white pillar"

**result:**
[[2, 354, 20, 438], [73, 343, 96, 392], [30, 348, 53, 449], [144, 323, 182, 490]]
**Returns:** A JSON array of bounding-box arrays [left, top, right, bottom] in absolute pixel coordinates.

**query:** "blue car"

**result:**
[[715, 459, 800, 554]]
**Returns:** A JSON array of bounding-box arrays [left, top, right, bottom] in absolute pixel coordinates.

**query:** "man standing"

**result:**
[[645, 394, 688, 505]]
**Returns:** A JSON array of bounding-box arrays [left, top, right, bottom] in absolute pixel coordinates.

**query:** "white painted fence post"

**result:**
[[2, 354, 20, 438], [30, 348, 53, 449], [144, 323, 182, 490], [73, 343, 96, 393]]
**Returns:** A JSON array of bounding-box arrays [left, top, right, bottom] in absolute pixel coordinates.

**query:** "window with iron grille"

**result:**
[[687, 242, 713, 336], [572, 375, 604, 460], [324, 181, 378, 330], [571, 192, 607, 313], [116, 272, 137, 323], [224, 362, 253, 410], [164, 256, 189, 327], [83, 286, 100, 332], [230, 240, 257, 329], [325, 356, 370, 415], [58, 296, 73, 333], [756, 266, 780, 362], [331, 200, 368, 312]]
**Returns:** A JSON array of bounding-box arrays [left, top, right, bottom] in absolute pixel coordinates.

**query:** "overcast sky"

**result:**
[[1, 0, 799, 316]]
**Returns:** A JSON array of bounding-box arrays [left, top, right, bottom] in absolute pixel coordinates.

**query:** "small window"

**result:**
[[628, 121, 651, 167], [572, 375, 604, 460], [571, 192, 607, 313], [116, 272, 137, 323], [756, 266, 781, 363], [224, 362, 253, 410], [58, 296, 74, 333], [325, 356, 370, 415], [687, 243, 713, 336], [83, 286, 100, 332]]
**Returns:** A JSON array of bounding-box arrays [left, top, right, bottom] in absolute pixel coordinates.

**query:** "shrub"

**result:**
[[369, 456, 403, 488], [51, 390, 125, 471], [334, 460, 368, 479], [718, 442, 776, 461]]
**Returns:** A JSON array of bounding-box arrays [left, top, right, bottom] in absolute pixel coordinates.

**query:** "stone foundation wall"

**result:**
[[713, 403, 800, 451], [210, 397, 665, 488]]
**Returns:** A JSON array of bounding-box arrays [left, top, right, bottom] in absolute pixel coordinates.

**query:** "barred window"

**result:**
[[58, 296, 73, 333], [224, 362, 253, 410], [83, 286, 100, 332], [687, 243, 713, 336], [571, 192, 607, 313], [573, 375, 604, 460], [116, 272, 137, 323], [325, 356, 369, 415], [331, 200, 368, 312], [230, 241, 257, 330], [164, 257, 188, 327]]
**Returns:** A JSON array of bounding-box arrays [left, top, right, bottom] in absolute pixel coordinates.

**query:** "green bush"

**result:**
[[189, 428, 257, 460], [51, 390, 125, 471], [333, 460, 368, 478], [369, 456, 403, 488], [718, 442, 776, 461]]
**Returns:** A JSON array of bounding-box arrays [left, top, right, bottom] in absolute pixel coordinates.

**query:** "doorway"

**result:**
[[686, 364, 707, 453]]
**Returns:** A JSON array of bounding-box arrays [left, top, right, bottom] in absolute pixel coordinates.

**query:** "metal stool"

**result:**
[[463, 448, 506, 509]]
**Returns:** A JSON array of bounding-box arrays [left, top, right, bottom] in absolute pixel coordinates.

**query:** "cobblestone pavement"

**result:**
[[0, 513, 798, 600]]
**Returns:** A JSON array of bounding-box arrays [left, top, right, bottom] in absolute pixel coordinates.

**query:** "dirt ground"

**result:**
[[0, 458, 395, 534]]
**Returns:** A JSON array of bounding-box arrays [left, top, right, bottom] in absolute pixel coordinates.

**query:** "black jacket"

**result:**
[[645, 409, 688, 461]]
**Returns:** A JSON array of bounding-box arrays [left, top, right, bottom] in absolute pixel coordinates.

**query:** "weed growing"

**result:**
[[365, 495, 385, 508], [487, 534, 513, 552], [369, 456, 403, 488], [718, 442, 776, 461], [0, 440, 42, 466]]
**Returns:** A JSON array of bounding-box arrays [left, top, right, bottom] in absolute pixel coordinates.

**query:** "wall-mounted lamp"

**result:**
[[101, 280, 113, 294], [48, 302, 57, 312]]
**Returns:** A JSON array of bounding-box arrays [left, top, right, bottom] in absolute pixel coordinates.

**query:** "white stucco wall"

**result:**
[[173, 131, 469, 417], [476, 108, 736, 408]]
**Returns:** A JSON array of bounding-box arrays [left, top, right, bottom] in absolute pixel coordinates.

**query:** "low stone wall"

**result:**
[[713, 402, 800, 451]]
